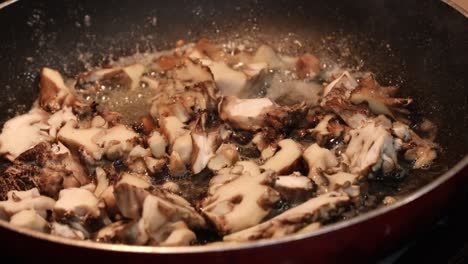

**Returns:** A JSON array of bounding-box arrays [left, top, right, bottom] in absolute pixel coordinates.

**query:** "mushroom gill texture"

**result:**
[[0, 40, 440, 247], [201, 162, 280, 234], [350, 74, 412, 119], [343, 116, 398, 176], [0, 142, 90, 199]]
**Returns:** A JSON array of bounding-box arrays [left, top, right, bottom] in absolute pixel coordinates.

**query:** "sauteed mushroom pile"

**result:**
[[0, 39, 438, 246]]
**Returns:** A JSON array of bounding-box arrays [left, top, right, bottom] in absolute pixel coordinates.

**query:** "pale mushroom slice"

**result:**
[[219, 96, 307, 131], [47, 106, 77, 137], [53, 188, 101, 226], [223, 192, 349, 242], [303, 143, 339, 186], [138, 195, 203, 246], [51, 222, 86, 240], [9, 209, 50, 233], [191, 130, 219, 174], [96, 124, 139, 160], [274, 172, 314, 203], [260, 139, 302, 175], [207, 143, 239, 171], [0, 188, 55, 220], [0, 107, 51, 161], [147, 131, 168, 158], [324, 172, 361, 197], [57, 120, 105, 162], [113, 180, 206, 245], [57, 119, 139, 163], [343, 117, 398, 176], [39, 67, 79, 113], [201, 169, 280, 234]]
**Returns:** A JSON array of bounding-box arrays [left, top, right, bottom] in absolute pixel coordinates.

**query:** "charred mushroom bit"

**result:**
[[0, 39, 440, 246]]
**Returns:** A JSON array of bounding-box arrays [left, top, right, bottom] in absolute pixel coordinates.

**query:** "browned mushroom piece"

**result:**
[[0, 142, 90, 199], [149, 59, 218, 126], [201, 164, 280, 235], [403, 130, 438, 169], [350, 74, 412, 119], [219, 96, 307, 131], [39, 68, 80, 113], [223, 192, 349, 242], [320, 71, 371, 128]]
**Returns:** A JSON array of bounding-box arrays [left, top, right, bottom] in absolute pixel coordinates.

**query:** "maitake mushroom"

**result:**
[[219, 96, 307, 131], [201, 162, 280, 234], [223, 192, 349, 242]]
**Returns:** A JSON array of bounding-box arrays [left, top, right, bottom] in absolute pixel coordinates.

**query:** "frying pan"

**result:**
[[0, 0, 466, 262]]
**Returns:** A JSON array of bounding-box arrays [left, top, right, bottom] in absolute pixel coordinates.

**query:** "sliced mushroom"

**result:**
[[303, 143, 339, 186], [96, 124, 139, 160], [51, 222, 86, 240], [47, 107, 77, 137], [207, 144, 239, 171], [147, 131, 168, 158], [343, 117, 398, 175], [191, 130, 218, 174], [223, 192, 349, 242], [219, 96, 307, 131], [325, 172, 360, 197], [53, 188, 101, 227], [0, 107, 51, 161], [39, 67, 78, 113], [58, 120, 138, 163], [201, 169, 280, 234], [261, 139, 302, 175], [9, 209, 50, 233], [0, 188, 55, 221], [274, 172, 314, 203]]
